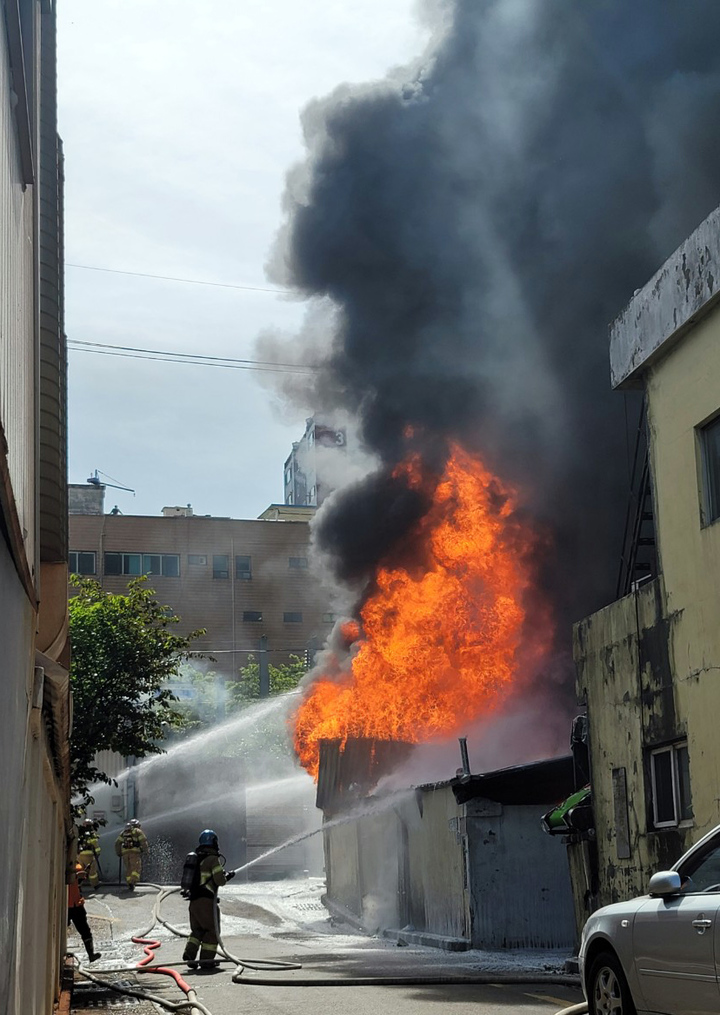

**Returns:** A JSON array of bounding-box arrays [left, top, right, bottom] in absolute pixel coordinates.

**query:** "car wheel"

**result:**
[[588, 950, 636, 1015]]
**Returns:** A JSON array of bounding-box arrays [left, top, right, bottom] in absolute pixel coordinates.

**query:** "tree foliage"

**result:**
[[69, 576, 205, 803], [226, 653, 308, 710]]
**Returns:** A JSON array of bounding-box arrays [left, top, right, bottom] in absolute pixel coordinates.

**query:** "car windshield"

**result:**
[[678, 835, 720, 892]]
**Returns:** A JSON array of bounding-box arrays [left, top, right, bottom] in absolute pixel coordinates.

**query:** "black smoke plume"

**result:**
[[264, 0, 720, 653]]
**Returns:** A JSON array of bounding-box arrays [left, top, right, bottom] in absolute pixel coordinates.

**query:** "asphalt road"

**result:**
[[71, 882, 584, 1015]]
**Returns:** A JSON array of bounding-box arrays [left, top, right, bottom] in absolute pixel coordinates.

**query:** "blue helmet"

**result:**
[[198, 829, 218, 848]]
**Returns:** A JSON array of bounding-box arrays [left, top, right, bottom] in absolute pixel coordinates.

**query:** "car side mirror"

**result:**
[[648, 871, 682, 897]]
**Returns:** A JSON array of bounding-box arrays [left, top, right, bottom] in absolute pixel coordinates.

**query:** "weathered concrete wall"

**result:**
[[645, 303, 720, 842], [0, 6, 36, 571], [579, 289, 720, 910], [0, 542, 36, 1013], [68, 484, 105, 516], [574, 579, 692, 905], [466, 800, 575, 949], [610, 203, 720, 388], [0, 6, 71, 1012], [0, 543, 68, 1015]]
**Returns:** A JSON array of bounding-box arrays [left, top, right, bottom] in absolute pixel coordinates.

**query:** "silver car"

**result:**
[[579, 823, 720, 1014]]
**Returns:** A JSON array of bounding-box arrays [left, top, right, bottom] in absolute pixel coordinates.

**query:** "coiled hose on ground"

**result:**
[[71, 881, 585, 1015]]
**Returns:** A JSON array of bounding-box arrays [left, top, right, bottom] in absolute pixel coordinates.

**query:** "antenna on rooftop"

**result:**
[[86, 469, 135, 495]]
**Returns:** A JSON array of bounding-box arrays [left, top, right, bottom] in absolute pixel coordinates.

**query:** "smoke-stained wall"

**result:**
[[264, 0, 720, 671]]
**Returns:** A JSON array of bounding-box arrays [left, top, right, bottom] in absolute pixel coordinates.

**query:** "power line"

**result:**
[[66, 262, 294, 295], [67, 339, 317, 374]]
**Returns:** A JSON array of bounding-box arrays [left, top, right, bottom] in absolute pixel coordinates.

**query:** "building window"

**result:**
[[212, 555, 229, 579], [288, 556, 308, 570], [104, 552, 141, 576], [650, 742, 693, 828], [69, 551, 96, 575], [160, 555, 180, 577], [188, 554, 207, 566], [141, 554, 180, 577], [284, 611, 303, 623], [700, 415, 720, 524], [104, 552, 179, 577], [322, 612, 335, 624], [243, 610, 263, 622], [236, 555, 252, 580]]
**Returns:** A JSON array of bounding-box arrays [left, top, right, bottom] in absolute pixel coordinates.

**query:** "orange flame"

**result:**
[[294, 444, 550, 777]]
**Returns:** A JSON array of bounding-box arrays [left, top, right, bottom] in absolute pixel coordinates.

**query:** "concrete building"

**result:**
[[319, 742, 577, 951], [1, 3, 72, 1013], [68, 483, 334, 673], [283, 415, 347, 507], [574, 203, 720, 909]]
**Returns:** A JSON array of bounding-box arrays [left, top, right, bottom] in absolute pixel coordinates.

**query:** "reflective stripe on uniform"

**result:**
[[200, 863, 224, 886]]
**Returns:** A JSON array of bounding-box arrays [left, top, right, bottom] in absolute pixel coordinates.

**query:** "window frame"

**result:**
[[69, 551, 97, 575], [288, 556, 308, 570], [235, 555, 252, 580], [188, 554, 207, 566], [212, 554, 230, 579], [103, 551, 179, 577], [699, 412, 720, 526], [242, 610, 263, 622], [650, 741, 693, 829], [283, 611, 303, 623]]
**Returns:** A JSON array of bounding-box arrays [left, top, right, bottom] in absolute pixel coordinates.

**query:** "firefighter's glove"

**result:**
[[225, 870, 236, 881]]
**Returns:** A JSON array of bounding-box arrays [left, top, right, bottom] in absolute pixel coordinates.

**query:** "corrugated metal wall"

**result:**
[[466, 801, 576, 949], [323, 784, 467, 939]]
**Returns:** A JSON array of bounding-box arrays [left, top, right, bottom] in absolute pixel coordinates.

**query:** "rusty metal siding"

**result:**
[[0, 8, 37, 576], [68, 514, 333, 665], [466, 801, 576, 949]]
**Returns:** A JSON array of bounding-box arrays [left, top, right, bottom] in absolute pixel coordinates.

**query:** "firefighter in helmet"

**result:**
[[77, 818, 101, 889], [182, 829, 235, 969], [114, 819, 148, 890]]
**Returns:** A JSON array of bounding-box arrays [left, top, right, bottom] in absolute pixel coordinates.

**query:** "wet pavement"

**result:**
[[67, 880, 583, 1015]]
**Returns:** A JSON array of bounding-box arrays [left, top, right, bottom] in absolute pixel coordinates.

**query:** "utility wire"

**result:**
[[66, 262, 294, 295], [67, 339, 316, 374]]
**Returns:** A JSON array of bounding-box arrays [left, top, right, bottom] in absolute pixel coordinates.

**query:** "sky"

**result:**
[[59, 0, 428, 517]]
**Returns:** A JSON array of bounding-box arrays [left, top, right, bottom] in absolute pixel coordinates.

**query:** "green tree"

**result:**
[[69, 576, 205, 804], [226, 653, 307, 710]]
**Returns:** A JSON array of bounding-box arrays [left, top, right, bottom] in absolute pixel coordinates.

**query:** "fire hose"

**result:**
[[72, 881, 584, 1015]]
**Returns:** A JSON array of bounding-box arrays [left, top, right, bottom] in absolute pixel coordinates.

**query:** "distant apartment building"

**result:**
[[1, 3, 72, 1013], [68, 485, 334, 675], [283, 415, 347, 506], [574, 203, 720, 912]]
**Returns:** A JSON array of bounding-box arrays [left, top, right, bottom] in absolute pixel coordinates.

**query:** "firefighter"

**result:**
[[77, 818, 101, 889], [68, 862, 102, 963], [114, 819, 148, 890], [182, 829, 235, 970]]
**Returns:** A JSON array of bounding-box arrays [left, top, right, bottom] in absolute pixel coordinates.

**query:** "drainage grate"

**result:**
[[72, 980, 158, 1013], [293, 901, 326, 912]]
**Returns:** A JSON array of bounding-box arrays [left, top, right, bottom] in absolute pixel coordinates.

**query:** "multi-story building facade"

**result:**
[[574, 203, 720, 911], [69, 485, 334, 676], [1, 3, 72, 1013], [283, 415, 347, 506]]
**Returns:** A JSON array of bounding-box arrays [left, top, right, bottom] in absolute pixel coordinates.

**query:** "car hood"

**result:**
[[587, 896, 652, 922]]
